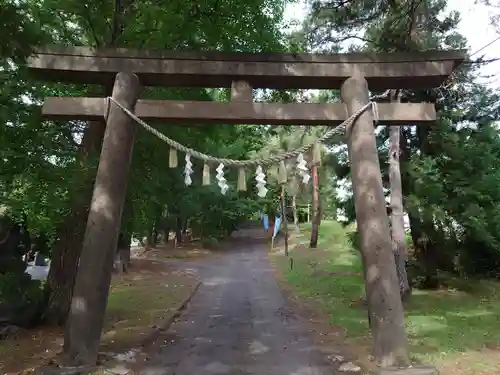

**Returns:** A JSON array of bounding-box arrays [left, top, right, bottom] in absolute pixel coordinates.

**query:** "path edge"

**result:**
[[140, 279, 202, 347], [268, 249, 369, 375]]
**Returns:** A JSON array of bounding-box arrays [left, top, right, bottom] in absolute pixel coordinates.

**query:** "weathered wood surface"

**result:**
[[64, 72, 141, 366], [42, 97, 437, 125], [342, 75, 409, 366], [28, 45, 465, 89], [231, 80, 253, 102]]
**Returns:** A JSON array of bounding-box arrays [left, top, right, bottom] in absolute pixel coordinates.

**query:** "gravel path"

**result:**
[[139, 229, 334, 375]]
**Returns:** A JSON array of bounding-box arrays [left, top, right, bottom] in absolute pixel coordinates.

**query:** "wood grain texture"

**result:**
[[42, 97, 437, 125]]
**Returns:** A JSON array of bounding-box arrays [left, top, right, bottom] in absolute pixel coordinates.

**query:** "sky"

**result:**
[[283, 0, 500, 88]]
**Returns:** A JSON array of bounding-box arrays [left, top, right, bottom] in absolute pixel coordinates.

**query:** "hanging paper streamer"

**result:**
[[106, 92, 366, 197], [216, 163, 229, 195], [296, 153, 310, 184], [312, 142, 322, 166], [255, 165, 268, 198], [278, 161, 287, 185], [237, 167, 247, 191], [202, 163, 211, 186], [184, 154, 193, 186], [169, 148, 178, 168]]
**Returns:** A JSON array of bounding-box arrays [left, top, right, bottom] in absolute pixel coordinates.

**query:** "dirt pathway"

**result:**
[[138, 229, 334, 375]]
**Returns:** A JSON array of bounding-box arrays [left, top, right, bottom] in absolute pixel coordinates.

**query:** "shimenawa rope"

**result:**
[[106, 91, 388, 167]]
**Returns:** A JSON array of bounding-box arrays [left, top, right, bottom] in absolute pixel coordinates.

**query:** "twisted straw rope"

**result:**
[[107, 90, 388, 167]]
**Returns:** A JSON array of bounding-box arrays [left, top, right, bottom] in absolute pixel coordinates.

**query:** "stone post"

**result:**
[[63, 72, 142, 366]]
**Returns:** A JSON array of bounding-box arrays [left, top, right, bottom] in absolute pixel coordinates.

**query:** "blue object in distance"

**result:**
[[272, 216, 282, 239], [262, 214, 269, 231]]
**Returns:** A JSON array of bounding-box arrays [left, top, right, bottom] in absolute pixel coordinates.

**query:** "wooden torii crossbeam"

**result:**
[[42, 97, 436, 125], [27, 45, 465, 369], [28, 46, 463, 89], [30, 46, 462, 125]]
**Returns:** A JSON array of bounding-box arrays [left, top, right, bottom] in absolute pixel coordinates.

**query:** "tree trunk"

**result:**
[[182, 218, 189, 237], [41, 206, 88, 325], [138, 238, 146, 248], [389, 123, 411, 302], [64, 72, 141, 366], [145, 227, 157, 250], [291, 195, 300, 233], [40, 7, 133, 325], [175, 214, 183, 246], [164, 226, 171, 244], [40, 74, 118, 325], [114, 232, 131, 274], [157, 213, 170, 244], [146, 205, 162, 247], [41, 116, 106, 325], [310, 163, 321, 248], [115, 196, 134, 273], [408, 213, 439, 289], [388, 92, 411, 302], [341, 76, 409, 367], [281, 185, 289, 256]]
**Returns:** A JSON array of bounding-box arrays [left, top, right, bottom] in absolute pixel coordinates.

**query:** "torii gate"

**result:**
[[28, 46, 464, 368]]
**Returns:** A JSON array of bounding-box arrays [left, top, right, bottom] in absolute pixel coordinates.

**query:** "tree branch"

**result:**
[[81, 4, 100, 47], [110, 0, 121, 45]]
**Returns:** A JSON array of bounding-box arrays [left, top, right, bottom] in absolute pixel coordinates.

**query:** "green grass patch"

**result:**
[[274, 220, 500, 374], [0, 259, 199, 374]]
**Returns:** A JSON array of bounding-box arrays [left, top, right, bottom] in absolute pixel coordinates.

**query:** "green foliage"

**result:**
[[299, 0, 500, 281], [407, 118, 500, 275], [189, 187, 261, 239], [0, 0, 294, 250], [0, 0, 298, 326], [0, 272, 43, 326]]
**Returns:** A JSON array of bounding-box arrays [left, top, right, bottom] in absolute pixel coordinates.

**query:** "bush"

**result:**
[[347, 230, 360, 251], [202, 236, 219, 249], [0, 272, 43, 327]]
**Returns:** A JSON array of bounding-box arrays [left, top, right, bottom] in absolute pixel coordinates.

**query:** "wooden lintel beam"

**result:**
[[28, 46, 466, 90], [41, 97, 436, 125]]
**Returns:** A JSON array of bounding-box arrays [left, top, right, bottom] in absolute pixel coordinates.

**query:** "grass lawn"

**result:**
[[0, 259, 199, 374], [273, 220, 500, 375]]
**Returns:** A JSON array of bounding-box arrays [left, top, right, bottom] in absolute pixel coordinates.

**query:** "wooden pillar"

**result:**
[[309, 163, 320, 248], [231, 80, 253, 102], [341, 75, 409, 367], [63, 72, 142, 366]]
